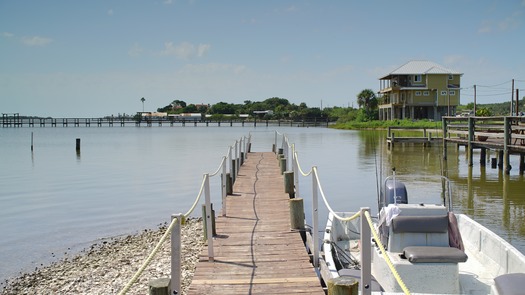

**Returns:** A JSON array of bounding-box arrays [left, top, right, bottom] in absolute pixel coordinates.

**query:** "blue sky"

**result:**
[[1, 0, 525, 117]]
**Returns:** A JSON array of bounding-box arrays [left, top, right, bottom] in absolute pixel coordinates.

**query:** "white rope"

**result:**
[[117, 137, 242, 294], [209, 156, 226, 177], [117, 216, 179, 295]]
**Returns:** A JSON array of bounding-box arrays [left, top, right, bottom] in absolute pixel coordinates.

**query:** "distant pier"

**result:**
[[1, 113, 330, 128]]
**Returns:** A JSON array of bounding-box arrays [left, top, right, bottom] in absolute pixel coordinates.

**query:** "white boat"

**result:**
[[322, 173, 525, 294]]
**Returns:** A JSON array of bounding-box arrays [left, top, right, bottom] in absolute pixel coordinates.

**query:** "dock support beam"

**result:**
[[467, 117, 474, 167]]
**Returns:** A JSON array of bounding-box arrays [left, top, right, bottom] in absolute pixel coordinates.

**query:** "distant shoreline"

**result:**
[[1, 218, 204, 295]]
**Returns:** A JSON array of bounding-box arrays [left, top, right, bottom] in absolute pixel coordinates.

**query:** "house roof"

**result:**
[[379, 60, 463, 80]]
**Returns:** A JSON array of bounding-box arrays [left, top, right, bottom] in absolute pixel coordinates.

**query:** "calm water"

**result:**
[[1, 126, 524, 285]]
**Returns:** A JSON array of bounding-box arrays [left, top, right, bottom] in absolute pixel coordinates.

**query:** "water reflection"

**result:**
[[385, 135, 525, 254]]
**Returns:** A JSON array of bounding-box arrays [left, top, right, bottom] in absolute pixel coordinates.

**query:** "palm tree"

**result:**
[[357, 89, 378, 121], [140, 97, 145, 113]]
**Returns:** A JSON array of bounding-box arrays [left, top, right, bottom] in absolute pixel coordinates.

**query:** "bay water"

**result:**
[[1, 126, 524, 285]]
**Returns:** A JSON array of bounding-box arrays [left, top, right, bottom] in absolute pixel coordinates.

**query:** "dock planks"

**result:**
[[188, 152, 323, 295]]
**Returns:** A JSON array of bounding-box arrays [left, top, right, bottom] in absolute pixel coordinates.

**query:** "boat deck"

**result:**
[[188, 152, 323, 294]]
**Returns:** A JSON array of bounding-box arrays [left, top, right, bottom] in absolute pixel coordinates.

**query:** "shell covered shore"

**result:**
[[1, 218, 204, 295]]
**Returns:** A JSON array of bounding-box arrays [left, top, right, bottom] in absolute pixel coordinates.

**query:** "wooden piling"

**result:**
[[202, 204, 217, 240], [76, 138, 81, 151], [327, 277, 358, 295], [149, 278, 171, 295], [491, 158, 497, 169], [284, 171, 295, 197], [31, 132, 34, 151], [480, 148, 486, 166], [225, 173, 233, 195], [520, 154, 525, 175], [280, 157, 287, 175], [289, 198, 305, 230]]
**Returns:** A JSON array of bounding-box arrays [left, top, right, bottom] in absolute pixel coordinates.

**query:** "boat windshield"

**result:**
[[381, 174, 453, 211]]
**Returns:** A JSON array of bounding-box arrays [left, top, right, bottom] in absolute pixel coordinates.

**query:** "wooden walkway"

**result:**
[[188, 152, 323, 295]]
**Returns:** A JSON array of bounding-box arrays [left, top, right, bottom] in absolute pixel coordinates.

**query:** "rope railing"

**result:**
[[276, 131, 410, 295], [117, 134, 250, 295], [364, 210, 410, 295]]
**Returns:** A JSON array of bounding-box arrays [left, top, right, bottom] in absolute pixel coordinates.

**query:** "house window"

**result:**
[[415, 91, 422, 96], [423, 91, 429, 96], [414, 75, 422, 82], [448, 74, 453, 80], [449, 90, 456, 95], [441, 90, 448, 96]]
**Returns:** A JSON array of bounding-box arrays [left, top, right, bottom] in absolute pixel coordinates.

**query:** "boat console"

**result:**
[[374, 203, 468, 293]]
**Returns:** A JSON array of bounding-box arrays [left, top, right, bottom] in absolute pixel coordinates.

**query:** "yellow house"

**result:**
[[378, 60, 462, 121]]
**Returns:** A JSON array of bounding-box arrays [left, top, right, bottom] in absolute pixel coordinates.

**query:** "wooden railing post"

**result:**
[[311, 167, 319, 268], [504, 117, 511, 174], [442, 117, 448, 160], [170, 213, 182, 295], [360, 208, 372, 295], [221, 156, 227, 216], [204, 174, 214, 261], [468, 117, 474, 166]]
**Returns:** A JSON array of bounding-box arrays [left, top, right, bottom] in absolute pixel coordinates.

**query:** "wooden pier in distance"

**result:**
[[188, 152, 323, 294], [386, 126, 442, 147]]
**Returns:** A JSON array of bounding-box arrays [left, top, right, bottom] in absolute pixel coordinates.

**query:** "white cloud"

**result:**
[[197, 44, 210, 57], [108, 9, 114, 16], [163, 0, 173, 4], [479, 11, 523, 33], [2, 32, 14, 38], [21, 36, 52, 46], [160, 41, 210, 59], [128, 43, 143, 57], [178, 63, 247, 75]]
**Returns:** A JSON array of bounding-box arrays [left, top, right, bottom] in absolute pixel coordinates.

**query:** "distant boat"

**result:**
[[322, 172, 525, 294]]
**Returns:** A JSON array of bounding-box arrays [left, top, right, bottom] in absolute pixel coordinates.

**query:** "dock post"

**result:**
[[289, 198, 304, 230], [280, 157, 287, 175], [76, 138, 81, 152], [480, 148, 486, 166], [498, 150, 504, 170], [225, 172, 233, 195], [203, 174, 214, 261], [360, 207, 372, 295], [284, 171, 295, 198], [504, 117, 511, 174], [149, 277, 171, 295], [468, 117, 474, 166], [221, 157, 227, 216], [327, 277, 358, 295], [31, 132, 34, 151], [491, 157, 497, 169], [169, 213, 182, 295], [311, 167, 319, 268], [520, 153, 525, 175]]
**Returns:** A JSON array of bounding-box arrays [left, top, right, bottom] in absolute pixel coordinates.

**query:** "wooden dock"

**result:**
[[386, 126, 442, 147], [188, 152, 323, 295]]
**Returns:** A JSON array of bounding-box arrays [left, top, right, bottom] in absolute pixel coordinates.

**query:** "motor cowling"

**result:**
[[383, 179, 408, 206]]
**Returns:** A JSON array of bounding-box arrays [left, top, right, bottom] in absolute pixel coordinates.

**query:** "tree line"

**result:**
[[156, 90, 379, 122]]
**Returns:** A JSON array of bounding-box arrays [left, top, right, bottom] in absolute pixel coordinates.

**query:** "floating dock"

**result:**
[[188, 152, 323, 294]]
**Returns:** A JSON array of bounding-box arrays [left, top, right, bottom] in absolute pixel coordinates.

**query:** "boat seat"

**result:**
[[494, 273, 525, 295], [388, 215, 449, 252], [403, 246, 468, 263], [338, 269, 383, 291]]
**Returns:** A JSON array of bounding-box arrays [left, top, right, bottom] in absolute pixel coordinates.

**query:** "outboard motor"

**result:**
[[382, 179, 408, 207], [378, 179, 408, 248]]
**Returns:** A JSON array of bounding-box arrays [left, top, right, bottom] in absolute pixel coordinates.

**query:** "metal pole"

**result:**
[[311, 167, 319, 268], [204, 174, 214, 261], [171, 213, 182, 294], [360, 208, 372, 295]]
